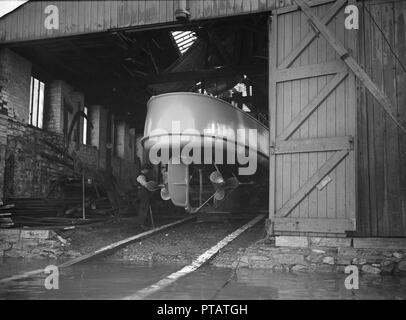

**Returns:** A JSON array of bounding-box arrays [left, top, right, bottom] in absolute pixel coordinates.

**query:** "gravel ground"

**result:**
[[108, 217, 266, 267]]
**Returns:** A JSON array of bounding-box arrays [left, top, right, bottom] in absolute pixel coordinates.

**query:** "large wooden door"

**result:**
[[268, 0, 357, 235]]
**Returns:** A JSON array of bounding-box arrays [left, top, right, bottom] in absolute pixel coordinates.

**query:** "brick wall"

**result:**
[[0, 112, 7, 200], [45, 80, 84, 138], [0, 48, 31, 123], [5, 119, 66, 198], [0, 49, 140, 199], [4, 117, 139, 198]]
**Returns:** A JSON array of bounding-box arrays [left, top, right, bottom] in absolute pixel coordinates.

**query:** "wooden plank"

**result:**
[[137, 0, 146, 25], [123, 214, 266, 300], [279, 0, 346, 69], [66, 0, 73, 34], [71, 0, 79, 34], [290, 11, 301, 218], [159, 0, 167, 23], [362, 2, 377, 236], [146, 0, 159, 24], [268, 13, 278, 233], [274, 217, 354, 233], [219, 0, 227, 16], [325, 10, 336, 221], [225, 0, 234, 16], [353, 238, 406, 250], [243, 0, 251, 12], [315, 3, 328, 221], [334, 7, 346, 222], [204, 0, 213, 17], [382, 2, 402, 236], [282, 10, 293, 218], [395, 1, 406, 235], [345, 3, 356, 229], [274, 0, 336, 14], [276, 149, 349, 218], [267, 0, 277, 10], [274, 60, 347, 82], [84, 1, 92, 32], [122, 0, 131, 27], [251, 0, 260, 11], [294, 0, 406, 134], [130, 0, 139, 26], [78, 0, 86, 33], [212, 0, 219, 17], [275, 136, 353, 154], [192, 0, 204, 19], [103, 0, 111, 30], [259, 0, 267, 10], [90, 0, 98, 31], [277, 72, 348, 140], [369, 5, 385, 236], [234, 0, 244, 13], [298, 7, 310, 219], [307, 3, 318, 221], [110, 0, 118, 28], [275, 13, 285, 215]]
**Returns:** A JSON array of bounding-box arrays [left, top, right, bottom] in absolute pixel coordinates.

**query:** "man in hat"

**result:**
[[136, 163, 156, 228]]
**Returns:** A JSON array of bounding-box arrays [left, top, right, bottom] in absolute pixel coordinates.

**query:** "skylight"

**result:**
[[171, 31, 197, 54]]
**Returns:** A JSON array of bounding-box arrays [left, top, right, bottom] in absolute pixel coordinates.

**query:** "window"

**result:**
[[83, 106, 88, 145], [29, 76, 45, 128], [171, 31, 197, 54]]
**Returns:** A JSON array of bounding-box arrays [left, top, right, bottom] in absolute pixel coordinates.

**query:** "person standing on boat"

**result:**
[[136, 163, 157, 229]]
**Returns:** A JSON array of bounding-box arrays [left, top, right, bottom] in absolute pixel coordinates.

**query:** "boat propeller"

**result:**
[[209, 170, 239, 202]]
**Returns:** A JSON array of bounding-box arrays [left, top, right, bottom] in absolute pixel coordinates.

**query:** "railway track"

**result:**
[[0, 214, 265, 298]]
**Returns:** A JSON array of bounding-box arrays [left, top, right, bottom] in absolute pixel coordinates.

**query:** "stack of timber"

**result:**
[[0, 195, 115, 229]]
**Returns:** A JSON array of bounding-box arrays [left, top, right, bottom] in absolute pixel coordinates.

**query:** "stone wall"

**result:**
[[238, 236, 406, 275], [0, 229, 80, 259]]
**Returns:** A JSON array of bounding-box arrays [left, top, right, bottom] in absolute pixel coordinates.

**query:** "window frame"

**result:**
[[28, 75, 45, 129]]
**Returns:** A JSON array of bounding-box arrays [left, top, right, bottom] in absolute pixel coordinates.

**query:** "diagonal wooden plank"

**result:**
[[274, 136, 353, 154], [294, 0, 406, 134], [277, 72, 348, 141], [276, 149, 349, 218], [279, 0, 347, 69], [275, 60, 346, 82]]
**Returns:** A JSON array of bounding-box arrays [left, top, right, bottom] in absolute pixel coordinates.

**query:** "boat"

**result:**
[[142, 92, 269, 213]]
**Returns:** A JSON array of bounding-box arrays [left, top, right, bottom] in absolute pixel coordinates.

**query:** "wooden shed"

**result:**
[[0, 0, 405, 238]]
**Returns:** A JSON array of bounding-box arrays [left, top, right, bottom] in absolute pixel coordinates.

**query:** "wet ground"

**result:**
[[0, 259, 405, 299], [110, 218, 263, 266]]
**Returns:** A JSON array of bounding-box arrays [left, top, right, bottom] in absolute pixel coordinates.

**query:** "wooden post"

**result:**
[[199, 168, 203, 206], [82, 173, 86, 220], [268, 13, 277, 236]]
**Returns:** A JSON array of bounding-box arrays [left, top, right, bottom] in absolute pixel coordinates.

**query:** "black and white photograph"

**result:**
[[0, 0, 405, 307]]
